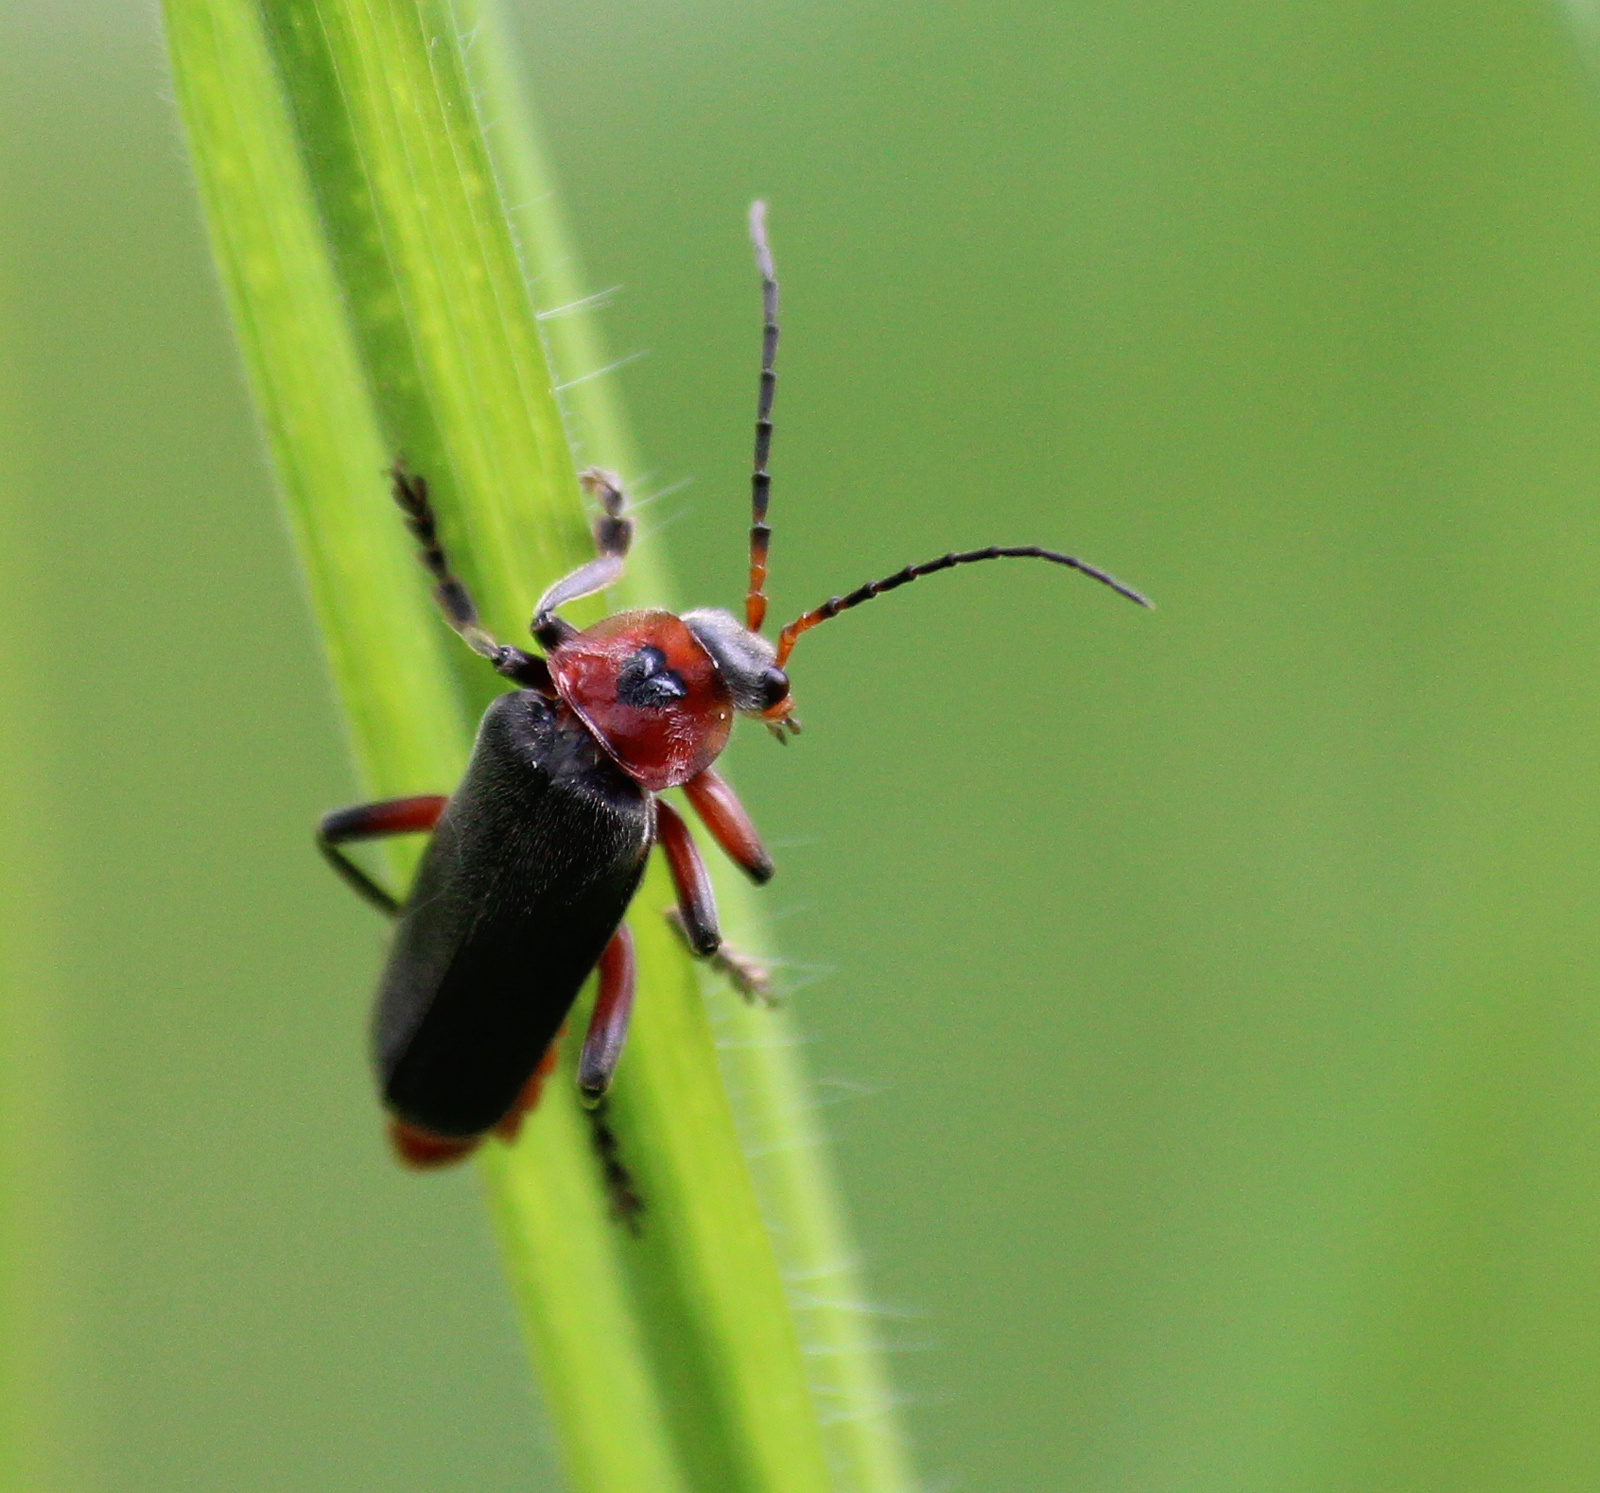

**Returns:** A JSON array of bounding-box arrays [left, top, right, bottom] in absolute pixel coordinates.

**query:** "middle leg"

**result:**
[[578, 925, 637, 1103], [576, 927, 645, 1230], [654, 799, 719, 955]]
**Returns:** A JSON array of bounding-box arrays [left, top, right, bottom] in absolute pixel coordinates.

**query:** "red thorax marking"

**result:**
[[549, 610, 733, 792]]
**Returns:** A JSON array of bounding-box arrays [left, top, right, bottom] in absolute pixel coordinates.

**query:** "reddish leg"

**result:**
[[578, 926, 637, 1103], [654, 800, 719, 955], [317, 794, 448, 917], [682, 768, 773, 884]]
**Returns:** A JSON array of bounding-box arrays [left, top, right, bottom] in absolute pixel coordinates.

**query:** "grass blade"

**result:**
[[162, 5, 689, 1489], [164, 0, 913, 1487], [459, 12, 920, 1486]]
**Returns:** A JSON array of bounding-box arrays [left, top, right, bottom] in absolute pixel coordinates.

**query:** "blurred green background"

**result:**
[[8, 0, 1600, 1488]]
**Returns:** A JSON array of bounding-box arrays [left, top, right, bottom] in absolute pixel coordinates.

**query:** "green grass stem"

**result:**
[[162, 1, 915, 1489]]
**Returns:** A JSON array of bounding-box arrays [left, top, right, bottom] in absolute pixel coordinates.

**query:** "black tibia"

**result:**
[[389, 462, 553, 689], [578, 925, 637, 1103], [317, 794, 449, 917], [654, 799, 720, 956], [374, 691, 653, 1139], [746, 201, 780, 633], [664, 909, 776, 1006]]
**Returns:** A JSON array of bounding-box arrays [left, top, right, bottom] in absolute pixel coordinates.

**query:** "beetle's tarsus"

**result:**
[[664, 908, 778, 1006], [585, 1099, 644, 1233]]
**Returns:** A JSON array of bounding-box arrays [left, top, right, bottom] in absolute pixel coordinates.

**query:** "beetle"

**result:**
[[318, 203, 1151, 1171]]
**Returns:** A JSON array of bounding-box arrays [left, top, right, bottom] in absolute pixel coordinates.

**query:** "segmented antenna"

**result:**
[[390, 462, 552, 689], [774, 545, 1153, 667], [531, 468, 633, 634], [746, 201, 780, 633], [391, 464, 497, 658]]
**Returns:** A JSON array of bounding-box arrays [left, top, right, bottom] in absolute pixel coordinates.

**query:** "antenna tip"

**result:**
[[1071, 556, 1154, 610], [748, 201, 775, 278]]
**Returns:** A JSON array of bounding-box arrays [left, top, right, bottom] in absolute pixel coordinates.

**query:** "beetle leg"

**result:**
[[531, 469, 633, 647], [586, 1099, 644, 1232], [681, 767, 774, 884], [578, 926, 637, 1103], [654, 800, 720, 955], [317, 795, 449, 917], [664, 909, 777, 1006]]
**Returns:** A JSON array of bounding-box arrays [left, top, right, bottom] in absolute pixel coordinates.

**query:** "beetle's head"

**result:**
[[682, 608, 796, 736]]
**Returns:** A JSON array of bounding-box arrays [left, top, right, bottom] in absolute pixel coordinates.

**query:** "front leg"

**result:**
[[317, 794, 448, 916], [661, 785, 777, 1002], [664, 909, 775, 1007], [654, 799, 719, 955], [682, 768, 774, 884]]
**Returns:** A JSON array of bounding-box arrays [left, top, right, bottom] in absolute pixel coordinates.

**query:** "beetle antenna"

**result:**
[[390, 462, 553, 689], [531, 468, 633, 644], [745, 201, 779, 634], [773, 545, 1153, 667], [391, 462, 501, 657]]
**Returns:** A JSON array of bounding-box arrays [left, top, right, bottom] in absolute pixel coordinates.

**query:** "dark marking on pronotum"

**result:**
[[615, 645, 689, 708]]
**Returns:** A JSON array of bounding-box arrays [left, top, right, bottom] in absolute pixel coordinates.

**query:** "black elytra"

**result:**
[[376, 692, 651, 1137]]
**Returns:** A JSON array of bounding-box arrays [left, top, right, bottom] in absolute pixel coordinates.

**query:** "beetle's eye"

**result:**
[[616, 645, 690, 708], [758, 666, 790, 710]]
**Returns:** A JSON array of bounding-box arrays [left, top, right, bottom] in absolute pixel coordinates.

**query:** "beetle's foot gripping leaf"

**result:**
[[664, 908, 778, 1007]]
